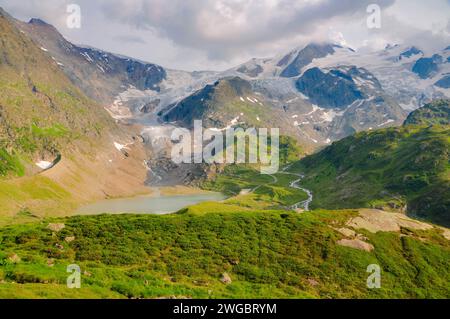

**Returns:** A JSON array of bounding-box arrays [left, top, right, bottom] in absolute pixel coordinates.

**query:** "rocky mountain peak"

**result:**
[[28, 18, 50, 26], [279, 42, 337, 78]]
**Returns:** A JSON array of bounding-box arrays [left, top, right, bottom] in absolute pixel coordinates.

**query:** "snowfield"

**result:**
[[36, 161, 53, 170]]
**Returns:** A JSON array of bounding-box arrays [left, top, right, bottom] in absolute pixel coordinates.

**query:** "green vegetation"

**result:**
[[279, 135, 303, 164], [0, 175, 75, 226], [0, 209, 449, 299], [0, 149, 25, 177], [202, 164, 307, 209], [0, 9, 449, 300], [289, 124, 449, 227], [404, 99, 450, 126], [0, 153, 448, 299]]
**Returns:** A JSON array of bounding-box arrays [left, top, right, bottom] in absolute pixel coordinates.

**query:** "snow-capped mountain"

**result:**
[[197, 42, 450, 145], [16, 14, 450, 149], [17, 18, 167, 105], [226, 42, 449, 108]]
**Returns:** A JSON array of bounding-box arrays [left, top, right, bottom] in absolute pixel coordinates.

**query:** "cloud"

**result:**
[[359, 0, 450, 53], [100, 0, 396, 60], [112, 35, 147, 44], [0, 0, 68, 26], [0, 0, 449, 70]]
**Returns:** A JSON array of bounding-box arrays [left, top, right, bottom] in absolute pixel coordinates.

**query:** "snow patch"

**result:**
[[36, 161, 53, 170], [114, 142, 125, 151], [114, 142, 132, 152], [209, 116, 245, 132], [303, 105, 320, 116], [286, 97, 300, 104], [320, 109, 342, 122], [230, 116, 240, 126], [377, 119, 395, 127], [81, 52, 94, 63], [97, 64, 105, 73]]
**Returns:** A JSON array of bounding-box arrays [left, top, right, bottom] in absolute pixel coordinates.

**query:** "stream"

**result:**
[[279, 166, 313, 211]]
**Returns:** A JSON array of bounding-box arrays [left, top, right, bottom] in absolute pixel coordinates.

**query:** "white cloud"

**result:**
[[0, 0, 448, 70], [99, 0, 396, 60]]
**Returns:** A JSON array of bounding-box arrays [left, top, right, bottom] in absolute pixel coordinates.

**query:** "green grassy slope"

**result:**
[[202, 165, 308, 209], [289, 112, 449, 226], [0, 159, 449, 299], [0, 209, 449, 299], [404, 99, 450, 126]]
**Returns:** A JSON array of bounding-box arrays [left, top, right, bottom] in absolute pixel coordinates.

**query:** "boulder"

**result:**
[[65, 236, 75, 243], [220, 272, 232, 284], [47, 223, 65, 232], [337, 239, 374, 252], [8, 254, 21, 263]]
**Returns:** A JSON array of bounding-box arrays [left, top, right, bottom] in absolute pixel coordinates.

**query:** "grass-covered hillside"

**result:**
[[0, 9, 114, 177], [289, 101, 449, 227], [0, 171, 449, 299], [0, 147, 448, 299], [404, 99, 450, 126]]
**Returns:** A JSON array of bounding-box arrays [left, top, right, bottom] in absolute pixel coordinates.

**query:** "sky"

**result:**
[[1, 0, 449, 71]]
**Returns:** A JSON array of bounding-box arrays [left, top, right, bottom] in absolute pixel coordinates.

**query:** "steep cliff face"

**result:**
[[279, 43, 337, 77], [412, 54, 443, 79], [296, 67, 365, 109]]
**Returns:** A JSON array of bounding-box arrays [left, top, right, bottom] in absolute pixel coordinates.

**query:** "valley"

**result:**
[[0, 163, 449, 299], [0, 5, 448, 300]]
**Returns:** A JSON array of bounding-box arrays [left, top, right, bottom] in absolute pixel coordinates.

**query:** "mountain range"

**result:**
[[0, 6, 448, 210], [9, 15, 449, 152], [0, 7, 449, 300]]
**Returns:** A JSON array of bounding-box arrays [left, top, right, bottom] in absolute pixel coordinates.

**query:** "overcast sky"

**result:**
[[1, 0, 449, 71]]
